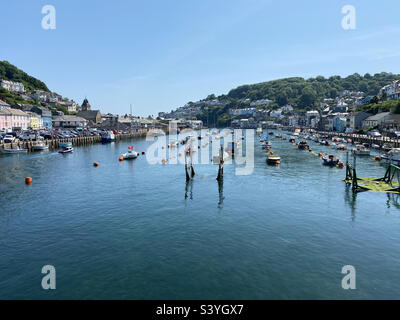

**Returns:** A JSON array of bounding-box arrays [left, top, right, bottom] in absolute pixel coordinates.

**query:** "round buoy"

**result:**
[[338, 162, 344, 168], [142, 151, 145, 155], [318, 152, 322, 157], [198, 146, 200, 149], [93, 162, 99, 167], [309, 149, 312, 152], [119, 157, 124, 161], [375, 156, 381, 161], [25, 177, 32, 184]]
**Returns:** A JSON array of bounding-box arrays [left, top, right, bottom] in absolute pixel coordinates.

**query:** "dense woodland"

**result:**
[[0, 61, 49, 92], [196, 72, 400, 126]]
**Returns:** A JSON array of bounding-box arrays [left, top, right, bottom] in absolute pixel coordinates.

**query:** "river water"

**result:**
[[1, 130, 400, 299]]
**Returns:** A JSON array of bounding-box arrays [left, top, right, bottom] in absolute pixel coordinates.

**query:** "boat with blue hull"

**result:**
[[102, 131, 115, 143]]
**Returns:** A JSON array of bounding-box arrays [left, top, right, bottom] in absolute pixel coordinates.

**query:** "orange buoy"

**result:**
[[93, 162, 99, 167], [318, 152, 322, 157], [119, 157, 124, 161], [276, 161, 280, 165], [338, 162, 344, 168], [25, 177, 32, 184], [375, 156, 381, 161]]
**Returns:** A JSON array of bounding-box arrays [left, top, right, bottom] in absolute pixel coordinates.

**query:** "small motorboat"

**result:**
[[33, 141, 49, 151], [298, 141, 309, 150], [59, 146, 74, 154], [267, 154, 281, 165], [381, 148, 400, 164], [122, 149, 139, 159], [322, 154, 339, 166], [101, 131, 115, 143], [1, 146, 28, 154], [275, 133, 282, 138], [352, 145, 370, 156], [371, 144, 381, 150], [382, 144, 392, 152]]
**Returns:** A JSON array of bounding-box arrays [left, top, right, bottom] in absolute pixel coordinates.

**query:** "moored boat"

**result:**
[[352, 144, 370, 156], [382, 148, 400, 164], [267, 154, 281, 165], [1, 146, 28, 154], [101, 131, 115, 143], [121, 148, 139, 159], [298, 141, 309, 150], [336, 144, 347, 150], [322, 154, 339, 166], [33, 141, 49, 151]]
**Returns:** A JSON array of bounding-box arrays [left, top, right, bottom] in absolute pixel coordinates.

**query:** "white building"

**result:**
[[250, 99, 272, 107], [0, 79, 25, 93], [229, 108, 256, 117], [379, 80, 400, 100], [306, 110, 320, 128]]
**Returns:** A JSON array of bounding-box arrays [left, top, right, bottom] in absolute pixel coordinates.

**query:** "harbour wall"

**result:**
[[0, 129, 151, 152]]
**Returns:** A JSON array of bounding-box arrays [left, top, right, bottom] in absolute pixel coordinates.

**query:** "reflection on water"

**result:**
[[344, 185, 357, 221], [386, 193, 400, 209], [184, 179, 193, 200], [1, 132, 400, 299], [218, 179, 224, 208]]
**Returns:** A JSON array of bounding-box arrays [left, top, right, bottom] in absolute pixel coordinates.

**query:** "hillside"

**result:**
[[194, 72, 400, 126], [0, 61, 49, 92]]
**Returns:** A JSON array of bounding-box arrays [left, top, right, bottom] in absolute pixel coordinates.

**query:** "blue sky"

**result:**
[[1, 0, 400, 116]]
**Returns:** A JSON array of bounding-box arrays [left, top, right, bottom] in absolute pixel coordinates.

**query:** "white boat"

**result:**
[[382, 148, 400, 164], [336, 144, 347, 150], [59, 146, 74, 154], [101, 131, 115, 143], [122, 149, 139, 159], [33, 141, 49, 151], [1, 146, 28, 154], [352, 145, 370, 156]]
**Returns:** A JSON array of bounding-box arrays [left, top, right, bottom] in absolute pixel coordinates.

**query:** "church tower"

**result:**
[[81, 98, 91, 111]]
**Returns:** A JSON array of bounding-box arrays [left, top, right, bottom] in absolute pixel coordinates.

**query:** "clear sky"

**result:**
[[1, 0, 400, 116]]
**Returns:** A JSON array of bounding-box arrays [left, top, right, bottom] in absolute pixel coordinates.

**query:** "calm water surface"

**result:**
[[1, 131, 400, 299]]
